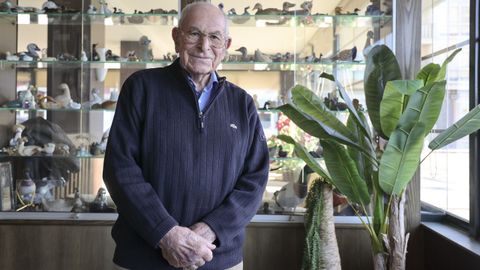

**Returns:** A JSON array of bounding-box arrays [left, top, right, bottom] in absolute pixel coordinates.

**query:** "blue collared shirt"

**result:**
[[186, 72, 218, 112]]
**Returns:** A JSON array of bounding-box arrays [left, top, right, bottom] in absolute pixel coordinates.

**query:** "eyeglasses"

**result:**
[[180, 29, 227, 49]]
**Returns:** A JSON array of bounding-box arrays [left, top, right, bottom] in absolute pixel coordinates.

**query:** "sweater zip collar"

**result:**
[[169, 59, 227, 133]]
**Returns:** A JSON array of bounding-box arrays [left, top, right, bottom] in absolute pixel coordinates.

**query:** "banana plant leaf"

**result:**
[[380, 80, 424, 137], [320, 73, 371, 140], [321, 140, 371, 206], [277, 103, 331, 138], [429, 104, 480, 150], [416, 63, 440, 85], [398, 81, 446, 135], [278, 135, 331, 182], [278, 103, 375, 161], [435, 48, 462, 82], [346, 113, 375, 191], [379, 122, 426, 195], [364, 45, 403, 139], [277, 104, 363, 154], [290, 85, 357, 143]]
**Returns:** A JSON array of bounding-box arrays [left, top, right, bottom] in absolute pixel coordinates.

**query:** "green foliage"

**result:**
[[380, 80, 423, 137], [429, 104, 480, 150], [278, 45, 474, 260], [364, 45, 403, 139]]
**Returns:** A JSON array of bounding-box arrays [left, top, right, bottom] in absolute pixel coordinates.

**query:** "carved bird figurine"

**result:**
[[329, 46, 357, 62], [138, 35, 153, 62], [254, 49, 272, 63], [17, 137, 43, 156], [235, 46, 250, 62], [363, 31, 375, 59], [230, 6, 251, 24], [54, 83, 80, 109], [253, 2, 292, 15], [18, 43, 41, 61], [287, 1, 312, 15]]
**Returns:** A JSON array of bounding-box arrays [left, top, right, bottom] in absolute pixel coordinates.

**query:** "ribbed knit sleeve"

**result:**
[[103, 73, 178, 249], [202, 98, 269, 247]]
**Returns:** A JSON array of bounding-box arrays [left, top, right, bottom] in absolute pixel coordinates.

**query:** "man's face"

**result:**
[[172, 5, 231, 76]]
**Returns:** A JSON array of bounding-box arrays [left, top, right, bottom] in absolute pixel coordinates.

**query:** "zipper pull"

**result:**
[[199, 112, 204, 131]]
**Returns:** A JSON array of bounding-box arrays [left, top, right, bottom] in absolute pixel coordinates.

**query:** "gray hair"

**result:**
[[178, 2, 229, 36]]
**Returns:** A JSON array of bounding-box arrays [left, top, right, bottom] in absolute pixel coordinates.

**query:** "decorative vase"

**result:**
[[95, 47, 108, 82]]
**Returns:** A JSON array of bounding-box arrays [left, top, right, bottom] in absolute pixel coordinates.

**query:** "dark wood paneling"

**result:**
[[0, 222, 374, 270], [423, 226, 480, 270]]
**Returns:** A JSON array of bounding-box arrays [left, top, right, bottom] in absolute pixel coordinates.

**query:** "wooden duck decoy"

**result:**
[[235, 46, 250, 62], [127, 10, 144, 24], [254, 49, 272, 63], [252, 3, 284, 15], [329, 46, 357, 62], [230, 6, 251, 24], [18, 43, 41, 61], [287, 1, 312, 15]]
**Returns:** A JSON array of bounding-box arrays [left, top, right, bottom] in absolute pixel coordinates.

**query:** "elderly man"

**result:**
[[103, 2, 269, 270]]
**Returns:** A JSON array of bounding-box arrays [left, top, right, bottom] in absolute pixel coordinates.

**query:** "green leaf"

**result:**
[[429, 104, 480, 150], [335, 80, 371, 140], [319, 72, 335, 81], [371, 171, 385, 237], [399, 81, 446, 135], [379, 122, 426, 195], [321, 141, 370, 205], [416, 63, 440, 85], [291, 85, 358, 143], [435, 48, 462, 82], [277, 135, 331, 182], [364, 45, 403, 139], [277, 104, 330, 138], [380, 80, 423, 137], [347, 112, 375, 191]]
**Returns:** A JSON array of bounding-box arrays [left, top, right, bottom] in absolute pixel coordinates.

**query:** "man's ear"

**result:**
[[225, 37, 232, 50], [172, 27, 180, 53]]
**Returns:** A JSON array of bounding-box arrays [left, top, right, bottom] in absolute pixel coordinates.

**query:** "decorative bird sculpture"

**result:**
[[17, 137, 43, 156], [18, 43, 41, 61], [363, 30, 375, 60], [287, 1, 312, 15], [54, 83, 80, 109], [138, 35, 153, 62], [254, 49, 272, 63], [128, 10, 144, 24], [329, 46, 357, 62], [235, 46, 250, 62], [230, 6, 251, 24], [273, 153, 320, 211], [252, 2, 289, 15], [34, 177, 66, 204]]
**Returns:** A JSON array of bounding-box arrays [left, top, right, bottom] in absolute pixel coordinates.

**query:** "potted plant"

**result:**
[[277, 45, 480, 270]]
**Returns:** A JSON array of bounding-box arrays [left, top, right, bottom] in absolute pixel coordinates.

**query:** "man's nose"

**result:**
[[197, 34, 211, 50]]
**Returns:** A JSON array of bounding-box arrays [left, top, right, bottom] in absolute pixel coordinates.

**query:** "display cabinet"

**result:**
[[0, 0, 393, 220]]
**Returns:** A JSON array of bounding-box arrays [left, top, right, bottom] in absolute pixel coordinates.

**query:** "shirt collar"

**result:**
[[181, 69, 218, 94]]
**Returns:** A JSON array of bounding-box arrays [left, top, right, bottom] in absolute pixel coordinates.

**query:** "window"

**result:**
[[420, 0, 471, 221]]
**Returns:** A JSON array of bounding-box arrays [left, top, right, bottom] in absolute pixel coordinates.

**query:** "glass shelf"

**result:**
[[0, 60, 366, 71], [0, 11, 392, 28], [0, 12, 178, 26]]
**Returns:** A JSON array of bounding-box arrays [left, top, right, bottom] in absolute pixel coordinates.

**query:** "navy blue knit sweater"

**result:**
[[103, 60, 269, 270]]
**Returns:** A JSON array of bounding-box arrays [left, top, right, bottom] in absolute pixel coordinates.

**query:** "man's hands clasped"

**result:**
[[159, 223, 217, 269]]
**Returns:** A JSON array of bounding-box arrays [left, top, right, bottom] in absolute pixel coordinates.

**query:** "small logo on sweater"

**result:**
[[230, 123, 238, 129]]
